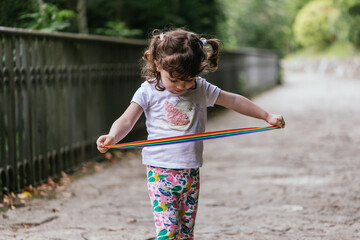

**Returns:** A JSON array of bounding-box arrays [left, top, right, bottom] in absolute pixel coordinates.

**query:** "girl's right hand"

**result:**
[[266, 113, 285, 128], [96, 135, 115, 153]]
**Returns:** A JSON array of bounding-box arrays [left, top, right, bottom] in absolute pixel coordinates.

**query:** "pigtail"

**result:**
[[141, 30, 166, 90], [203, 38, 221, 71]]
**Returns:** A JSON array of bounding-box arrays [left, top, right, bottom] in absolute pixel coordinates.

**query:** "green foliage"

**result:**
[[324, 41, 358, 56], [333, 0, 360, 47], [2, 0, 223, 39], [0, 0, 38, 28], [293, 0, 338, 47], [286, 41, 357, 58], [287, 0, 314, 12], [2, 0, 358, 54], [218, 0, 299, 54], [20, 3, 75, 32], [87, 0, 223, 38], [95, 21, 142, 38]]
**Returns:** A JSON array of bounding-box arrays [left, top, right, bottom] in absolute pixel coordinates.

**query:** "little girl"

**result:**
[[96, 28, 285, 240]]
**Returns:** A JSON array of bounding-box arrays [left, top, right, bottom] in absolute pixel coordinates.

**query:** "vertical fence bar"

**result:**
[[68, 66, 75, 169], [40, 37, 49, 182], [20, 37, 33, 188], [4, 36, 18, 193], [79, 65, 87, 163], [27, 38, 37, 188], [14, 36, 26, 190], [0, 34, 6, 195]]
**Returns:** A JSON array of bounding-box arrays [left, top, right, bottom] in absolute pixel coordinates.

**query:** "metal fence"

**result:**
[[0, 27, 280, 197]]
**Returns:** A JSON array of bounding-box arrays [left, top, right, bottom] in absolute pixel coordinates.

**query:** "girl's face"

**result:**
[[158, 68, 195, 94]]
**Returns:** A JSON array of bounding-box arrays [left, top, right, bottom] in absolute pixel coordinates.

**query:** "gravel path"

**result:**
[[1, 71, 360, 240]]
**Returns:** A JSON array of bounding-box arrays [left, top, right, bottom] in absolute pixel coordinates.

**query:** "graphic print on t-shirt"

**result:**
[[164, 99, 196, 131]]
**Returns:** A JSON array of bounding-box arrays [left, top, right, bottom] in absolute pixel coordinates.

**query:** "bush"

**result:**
[[293, 0, 338, 47], [20, 3, 75, 32], [344, 1, 360, 47], [95, 21, 142, 38]]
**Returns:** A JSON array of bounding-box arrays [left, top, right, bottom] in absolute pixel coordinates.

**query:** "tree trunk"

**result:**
[[36, 0, 44, 6], [36, 0, 44, 14], [77, 0, 88, 34]]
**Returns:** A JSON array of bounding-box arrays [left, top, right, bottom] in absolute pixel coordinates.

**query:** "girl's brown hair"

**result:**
[[141, 28, 221, 91]]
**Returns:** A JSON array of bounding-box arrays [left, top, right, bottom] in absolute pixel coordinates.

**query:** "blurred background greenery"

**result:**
[[1, 0, 359, 57]]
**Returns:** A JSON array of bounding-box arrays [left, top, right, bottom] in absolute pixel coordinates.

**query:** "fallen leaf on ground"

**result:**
[[94, 164, 103, 172], [100, 227, 125, 232], [52, 207, 61, 212], [17, 191, 31, 199], [126, 217, 137, 223], [61, 192, 74, 198]]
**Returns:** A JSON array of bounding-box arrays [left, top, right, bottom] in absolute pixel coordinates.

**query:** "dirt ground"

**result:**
[[1, 71, 360, 240]]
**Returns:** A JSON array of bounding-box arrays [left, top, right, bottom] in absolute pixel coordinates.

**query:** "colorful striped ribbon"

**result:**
[[108, 125, 280, 149]]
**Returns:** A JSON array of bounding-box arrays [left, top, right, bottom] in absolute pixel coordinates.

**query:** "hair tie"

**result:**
[[200, 38, 207, 45], [159, 33, 166, 41]]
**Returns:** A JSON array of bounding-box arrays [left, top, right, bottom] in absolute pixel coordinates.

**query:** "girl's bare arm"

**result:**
[[96, 102, 144, 153], [215, 90, 285, 127]]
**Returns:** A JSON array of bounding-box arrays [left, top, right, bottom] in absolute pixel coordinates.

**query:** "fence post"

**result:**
[[4, 36, 18, 193], [21, 38, 34, 188]]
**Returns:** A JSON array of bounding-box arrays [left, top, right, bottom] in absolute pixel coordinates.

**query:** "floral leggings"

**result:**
[[146, 165, 200, 240]]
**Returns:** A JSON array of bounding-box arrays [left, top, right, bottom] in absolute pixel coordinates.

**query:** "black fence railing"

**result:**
[[0, 27, 280, 197]]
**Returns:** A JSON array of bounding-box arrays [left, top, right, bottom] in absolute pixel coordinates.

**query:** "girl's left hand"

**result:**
[[266, 113, 285, 128]]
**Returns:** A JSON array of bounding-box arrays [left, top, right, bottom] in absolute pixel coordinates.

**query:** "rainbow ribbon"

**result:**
[[108, 125, 280, 149]]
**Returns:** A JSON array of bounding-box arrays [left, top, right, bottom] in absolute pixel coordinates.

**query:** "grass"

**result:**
[[285, 42, 360, 59]]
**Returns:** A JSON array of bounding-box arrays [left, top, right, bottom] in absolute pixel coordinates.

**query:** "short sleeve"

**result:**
[[131, 82, 150, 110], [198, 77, 221, 107]]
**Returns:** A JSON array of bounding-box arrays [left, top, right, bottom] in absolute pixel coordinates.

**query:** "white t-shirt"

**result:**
[[131, 76, 221, 169]]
